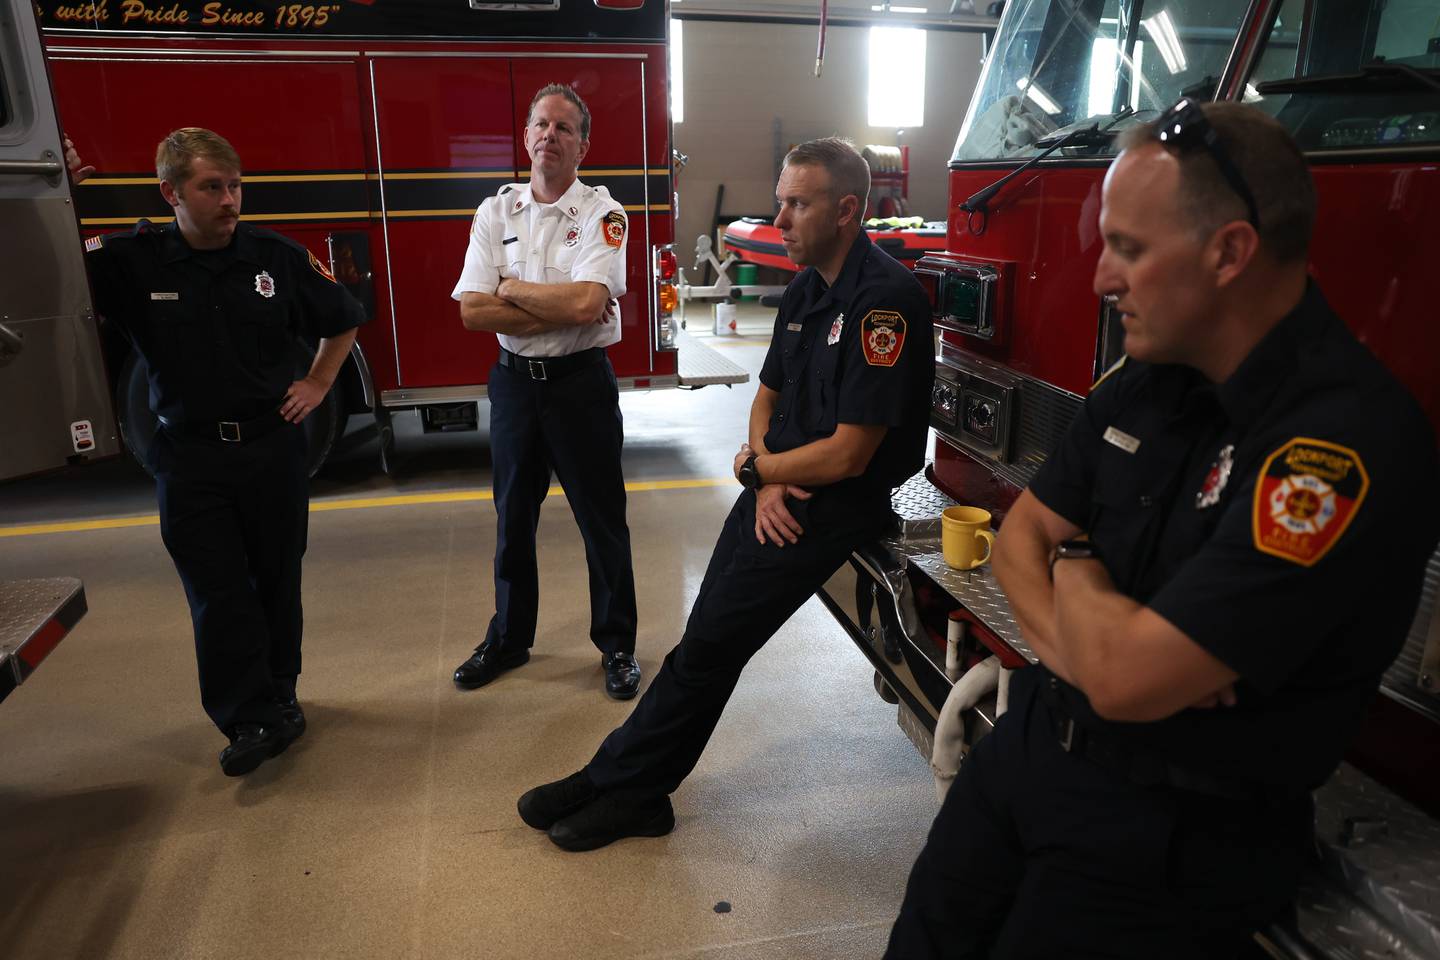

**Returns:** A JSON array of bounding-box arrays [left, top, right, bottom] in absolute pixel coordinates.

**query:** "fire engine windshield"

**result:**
[[1243, 0, 1440, 152], [953, 0, 1252, 162]]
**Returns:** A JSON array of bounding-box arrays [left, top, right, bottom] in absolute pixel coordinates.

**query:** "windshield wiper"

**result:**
[[961, 108, 1135, 220], [1256, 62, 1440, 96]]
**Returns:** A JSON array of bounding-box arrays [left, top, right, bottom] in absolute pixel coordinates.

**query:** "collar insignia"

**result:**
[[1196, 443, 1234, 509]]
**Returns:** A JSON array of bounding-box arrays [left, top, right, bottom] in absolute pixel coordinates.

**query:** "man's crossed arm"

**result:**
[[460, 279, 612, 338]]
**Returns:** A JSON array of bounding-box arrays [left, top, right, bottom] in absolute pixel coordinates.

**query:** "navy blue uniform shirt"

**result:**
[[86, 221, 367, 425], [1029, 282, 1440, 790], [758, 231, 934, 497]]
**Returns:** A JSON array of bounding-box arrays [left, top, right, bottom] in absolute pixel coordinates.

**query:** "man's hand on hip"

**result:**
[[281, 375, 329, 423]]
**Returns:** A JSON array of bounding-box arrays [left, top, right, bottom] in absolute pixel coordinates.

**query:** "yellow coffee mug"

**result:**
[[941, 506, 996, 570]]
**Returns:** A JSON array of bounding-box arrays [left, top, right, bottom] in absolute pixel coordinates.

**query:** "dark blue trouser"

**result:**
[[152, 424, 307, 736], [885, 666, 1313, 959], [587, 488, 889, 795], [485, 353, 636, 656]]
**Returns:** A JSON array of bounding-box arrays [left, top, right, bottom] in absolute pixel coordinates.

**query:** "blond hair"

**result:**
[[155, 128, 242, 187]]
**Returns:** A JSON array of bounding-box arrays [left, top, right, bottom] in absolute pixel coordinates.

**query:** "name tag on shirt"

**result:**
[[1103, 426, 1141, 454], [786, 322, 803, 332], [502, 236, 519, 245], [150, 292, 180, 301]]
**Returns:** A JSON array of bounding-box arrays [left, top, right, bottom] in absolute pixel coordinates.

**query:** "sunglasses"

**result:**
[[1153, 98, 1260, 229]]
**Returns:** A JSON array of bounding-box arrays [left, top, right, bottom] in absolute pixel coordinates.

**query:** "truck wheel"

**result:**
[[115, 348, 343, 479]]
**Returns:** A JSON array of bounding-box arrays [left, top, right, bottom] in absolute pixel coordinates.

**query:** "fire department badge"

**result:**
[[564, 226, 581, 247], [1195, 443, 1234, 509], [827, 312, 845, 346], [254, 270, 276, 299], [860, 309, 906, 367], [308, 249, 336, 283], [603, 210, 626, 249], [1252, 437, 1369, 566]]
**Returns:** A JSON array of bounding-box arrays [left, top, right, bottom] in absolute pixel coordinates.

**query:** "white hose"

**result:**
[[996, 666, 1012, 718], [931, 655, 1001, 803]]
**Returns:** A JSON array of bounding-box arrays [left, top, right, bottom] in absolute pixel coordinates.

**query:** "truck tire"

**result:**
[[115, 346, 343, 479]]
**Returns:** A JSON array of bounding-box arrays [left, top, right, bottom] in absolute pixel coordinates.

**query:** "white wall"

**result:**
[[671, 19, 986, 269]]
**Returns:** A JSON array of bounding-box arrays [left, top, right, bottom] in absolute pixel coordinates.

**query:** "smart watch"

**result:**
[[738, 453, 763, 490], [1051, 538, 1101, 572]]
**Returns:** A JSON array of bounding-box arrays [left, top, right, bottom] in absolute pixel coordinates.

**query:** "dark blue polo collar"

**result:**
[[802, 230, 874, 316], [157, 221, 265, 267]]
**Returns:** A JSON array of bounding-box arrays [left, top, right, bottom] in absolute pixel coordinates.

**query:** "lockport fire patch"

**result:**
[[1252, 437, 1369, 567], [861, 310, 906, 367], [603, 210, 626, 248], [308, 249, 336, 283]]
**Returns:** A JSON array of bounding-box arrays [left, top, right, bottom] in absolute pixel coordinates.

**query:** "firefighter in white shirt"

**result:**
[[450, 83, 641, 700]]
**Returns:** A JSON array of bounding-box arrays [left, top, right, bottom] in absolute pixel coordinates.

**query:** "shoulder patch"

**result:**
[[499, 185, 512, 196], [308, 249, 337, 284], [1252, 437, 1369, 567], [861, 309, 907, 367], [84, 235, 103, 253], [603, 210, 626, 248]]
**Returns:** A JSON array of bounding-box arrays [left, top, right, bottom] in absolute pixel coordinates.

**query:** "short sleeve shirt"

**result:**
[[451, 178, 627, 358], [1029, 283, 1440, 789], [758, 231, 934, 495], [85, 221, 367, 424]]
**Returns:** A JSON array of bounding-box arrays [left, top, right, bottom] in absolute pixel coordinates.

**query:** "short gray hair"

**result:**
[[527, 83, 591, 141], [1119, 101, 1314, 262], [783, 137, 871, 212]]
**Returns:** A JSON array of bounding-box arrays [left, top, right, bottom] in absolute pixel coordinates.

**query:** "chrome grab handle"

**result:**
[[0, 157, 63, 185]]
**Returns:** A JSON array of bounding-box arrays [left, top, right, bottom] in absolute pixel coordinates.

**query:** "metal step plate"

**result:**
[[676, 332, 750, 387]]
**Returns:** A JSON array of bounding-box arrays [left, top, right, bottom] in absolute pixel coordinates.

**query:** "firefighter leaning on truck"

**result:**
[[887, 101, 1440, 959]]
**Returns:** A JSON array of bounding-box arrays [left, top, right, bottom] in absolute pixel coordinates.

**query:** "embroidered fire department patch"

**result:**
[[603, 210, 626, 248], [307, 249, 336, 283], [1252, 437, 1369, 566], [84, 236, 103, 253], [254, 270, 276, 299], [827, 312, 845, 346], [564, 226, 581, 247], [861, 310, 906, 367]]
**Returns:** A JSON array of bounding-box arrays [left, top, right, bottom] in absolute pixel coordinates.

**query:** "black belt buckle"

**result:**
[[218, 420, 242, 443], [528, 359, 547, 381]]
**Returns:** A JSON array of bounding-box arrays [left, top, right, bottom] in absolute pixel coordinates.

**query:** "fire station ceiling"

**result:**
[[671, 0, 1002, 31]]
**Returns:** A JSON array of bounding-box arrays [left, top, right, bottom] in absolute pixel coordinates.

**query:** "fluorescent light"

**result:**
[[869, 26, 927, 127], [1243, 83, 1262, 102], [872, 4, 928, 11], [1141, 10, 1186, 74], [1016, 76, 1060, 115]]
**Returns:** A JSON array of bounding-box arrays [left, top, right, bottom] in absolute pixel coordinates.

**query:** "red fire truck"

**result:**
[[820, 1, 1440, 955], [20, 0, 742, 479]]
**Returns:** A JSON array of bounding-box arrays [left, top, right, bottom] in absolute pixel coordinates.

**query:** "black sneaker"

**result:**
[[518, 769, 598, 830], [219, 723, 286, 777], [278, 697, 306, 745], [547, 791, 675, 852], [602, 652, 641, 700]]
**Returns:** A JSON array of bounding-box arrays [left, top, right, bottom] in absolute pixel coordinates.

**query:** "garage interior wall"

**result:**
[[670, 19, 987, 270]]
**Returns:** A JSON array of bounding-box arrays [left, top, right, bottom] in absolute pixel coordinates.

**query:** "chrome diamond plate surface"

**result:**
[[0, 578, 82, 653], [890, 470, 957, 539], [675, 332, 750, 387], [1312, 764, 1440, 957]]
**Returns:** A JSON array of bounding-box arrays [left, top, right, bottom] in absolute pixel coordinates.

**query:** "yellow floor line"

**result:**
[[0, 477, 736, 539]]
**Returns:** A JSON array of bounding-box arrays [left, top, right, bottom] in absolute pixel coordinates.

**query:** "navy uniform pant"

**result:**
[[586, 488, 889, 795], [151, 425, 308, 736], [485, 354, 636, 656], [886, 667, 1313, 960]]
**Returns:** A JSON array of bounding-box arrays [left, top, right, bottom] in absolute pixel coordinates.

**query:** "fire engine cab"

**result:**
[[23, 0, 743, 479], [820, 1, 1440, 955]]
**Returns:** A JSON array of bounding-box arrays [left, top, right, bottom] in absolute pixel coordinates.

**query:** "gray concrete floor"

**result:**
[[0, 305, 937, 960]]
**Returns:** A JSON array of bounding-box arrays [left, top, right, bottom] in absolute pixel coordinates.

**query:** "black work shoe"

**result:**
[[602, 651, 642, 700], [278, 697, 306, 745], [453, 641, 530, 689], [517, 768, 599, 830], [219, 723, 286, 777], [547, 791, 675, 852]]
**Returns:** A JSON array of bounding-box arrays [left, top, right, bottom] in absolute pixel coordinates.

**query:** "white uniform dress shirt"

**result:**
[[452, 178, 628, 358]]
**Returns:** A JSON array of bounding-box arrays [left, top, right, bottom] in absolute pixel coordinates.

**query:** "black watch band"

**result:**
[[739, 453, 763, 490], [1051, 538, 1101, 573]]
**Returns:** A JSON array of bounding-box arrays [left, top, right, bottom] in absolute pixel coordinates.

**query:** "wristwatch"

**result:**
[[738, 453, 763, 490], [1051, 538, 1101, 572]]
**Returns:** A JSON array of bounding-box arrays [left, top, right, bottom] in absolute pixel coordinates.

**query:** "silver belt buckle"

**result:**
[[219, 420, 242, 442], [528, 359, 547, 381]]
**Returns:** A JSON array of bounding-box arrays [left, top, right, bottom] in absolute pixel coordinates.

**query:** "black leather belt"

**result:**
[[499, 346, 603, 381], [158, 409, 287, 444], [1042, 679, 1277, 802]]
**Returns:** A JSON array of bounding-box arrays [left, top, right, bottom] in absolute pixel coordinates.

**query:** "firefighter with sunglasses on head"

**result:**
[[885, 101, 1440, 959]]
